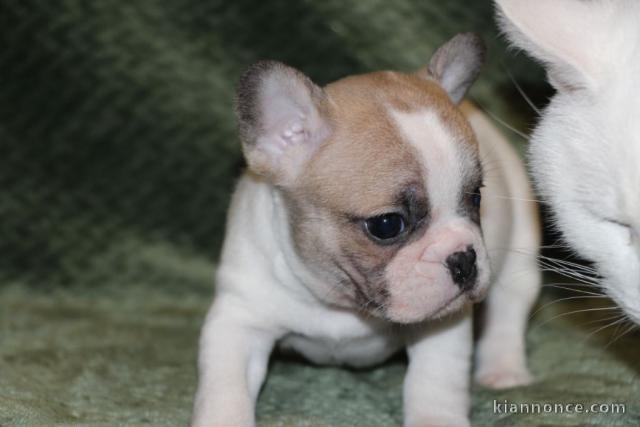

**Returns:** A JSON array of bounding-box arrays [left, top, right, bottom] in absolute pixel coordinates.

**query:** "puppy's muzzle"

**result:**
[[446, 246, 477, 291]]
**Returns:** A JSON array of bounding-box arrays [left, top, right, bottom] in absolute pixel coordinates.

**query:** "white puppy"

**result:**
[[192, 33, 540, 427], [496, 0, 640, 324]]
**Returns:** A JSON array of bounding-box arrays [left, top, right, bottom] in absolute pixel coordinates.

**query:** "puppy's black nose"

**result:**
[[446, 247, 477, 291]]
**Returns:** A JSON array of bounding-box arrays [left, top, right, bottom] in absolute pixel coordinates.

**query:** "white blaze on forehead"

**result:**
[[390, 108, 470, 216]]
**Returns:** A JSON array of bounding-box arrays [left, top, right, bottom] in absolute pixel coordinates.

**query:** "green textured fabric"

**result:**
[[2, 285, 639, 426], [1, 1, 638, 426]]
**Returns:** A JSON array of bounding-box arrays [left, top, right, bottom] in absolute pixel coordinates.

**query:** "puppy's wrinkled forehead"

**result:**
[[300, 71, 479, 216]]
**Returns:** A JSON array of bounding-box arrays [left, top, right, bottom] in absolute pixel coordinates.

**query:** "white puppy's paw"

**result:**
[[475, 365, 533, 389]]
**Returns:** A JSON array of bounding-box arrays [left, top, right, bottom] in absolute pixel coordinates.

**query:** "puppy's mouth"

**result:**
[[429, 290, 473, 319], [380, 289, 475, 325], [468, 283, 488, 303], [348, 260, 489, 324]]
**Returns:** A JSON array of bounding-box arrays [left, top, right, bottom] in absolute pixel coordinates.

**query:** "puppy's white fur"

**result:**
[[192, 34, 540, 426], [497, 0, 640, 323]]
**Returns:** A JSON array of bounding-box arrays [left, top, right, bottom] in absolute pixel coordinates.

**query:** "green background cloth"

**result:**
[[0, 0, 638, 426]]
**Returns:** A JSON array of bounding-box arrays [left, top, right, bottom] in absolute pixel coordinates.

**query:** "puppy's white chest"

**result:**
[[278, 309, 403, 367]]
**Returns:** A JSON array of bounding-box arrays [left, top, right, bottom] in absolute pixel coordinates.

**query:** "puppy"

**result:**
[[192, 33, 541, 427], [496, 0, 640, 324]]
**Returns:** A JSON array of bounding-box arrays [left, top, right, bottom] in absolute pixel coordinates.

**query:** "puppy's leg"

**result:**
[[191, 298, 279, 427], [475, 249, 540, 389], [404, 308, 472, 427]]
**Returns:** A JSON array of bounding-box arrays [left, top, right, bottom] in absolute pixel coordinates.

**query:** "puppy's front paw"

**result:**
[[405, 414, 470, 427], [475, 365, 533, 389]]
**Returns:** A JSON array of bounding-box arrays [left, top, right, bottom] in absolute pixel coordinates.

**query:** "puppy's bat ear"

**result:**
[[235, 61, 331, 186], [495, 0, 606, 92], [420, 33, 486, 104]]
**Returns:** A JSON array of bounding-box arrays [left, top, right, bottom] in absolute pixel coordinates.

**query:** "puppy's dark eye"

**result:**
[[364, 213, 405, 241], [471, 187, 481, 208]]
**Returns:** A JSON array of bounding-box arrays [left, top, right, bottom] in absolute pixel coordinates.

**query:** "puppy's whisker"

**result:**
[[542, 286, 602, 299], [539, 262, 598, 276], [487, 247, 539, 255], [537, 264, 599, 281], [582, 316, 628, 344], [462, 191, 542, 204], [538, 243, 573, 250], [548, 272, 598, 286], [484, 248, 599, 285], [530, 295, 608, 319], [580, 313, 625, 327], [542, 282, 603, 293], [533, 306, 620, 330], [538, 255, 598, 273], [542, 283, 602, 294], [539, 263, 598, 277], [604, 321, 638, 349], [504, 66, 542, 116], [537, 262, 599, 284], [608, 316, 630, 343], [477, 103, 530, 141]]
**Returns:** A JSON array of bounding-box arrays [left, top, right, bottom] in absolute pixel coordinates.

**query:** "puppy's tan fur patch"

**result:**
[[301, 71, 476, 214]]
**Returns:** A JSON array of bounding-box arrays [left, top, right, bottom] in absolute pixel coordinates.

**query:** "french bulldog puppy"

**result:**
[[192, 33, 541, 427]]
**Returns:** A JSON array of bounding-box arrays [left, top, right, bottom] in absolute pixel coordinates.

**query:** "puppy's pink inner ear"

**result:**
[[241, 64, 330, 185], [257, 93, 315, 158]]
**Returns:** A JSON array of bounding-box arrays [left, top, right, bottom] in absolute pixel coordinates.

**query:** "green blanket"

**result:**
[[2, 284, 639, 426], [1, 1, 638, 426]]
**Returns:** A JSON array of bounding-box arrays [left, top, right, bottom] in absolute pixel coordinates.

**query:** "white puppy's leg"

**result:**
[[191, 299, 278, 427], [475, 250, 541, 389], [404, 308, 472, 427]]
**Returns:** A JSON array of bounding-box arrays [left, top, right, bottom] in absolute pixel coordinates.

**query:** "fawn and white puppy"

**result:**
[[192, 33, 540, 427]]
